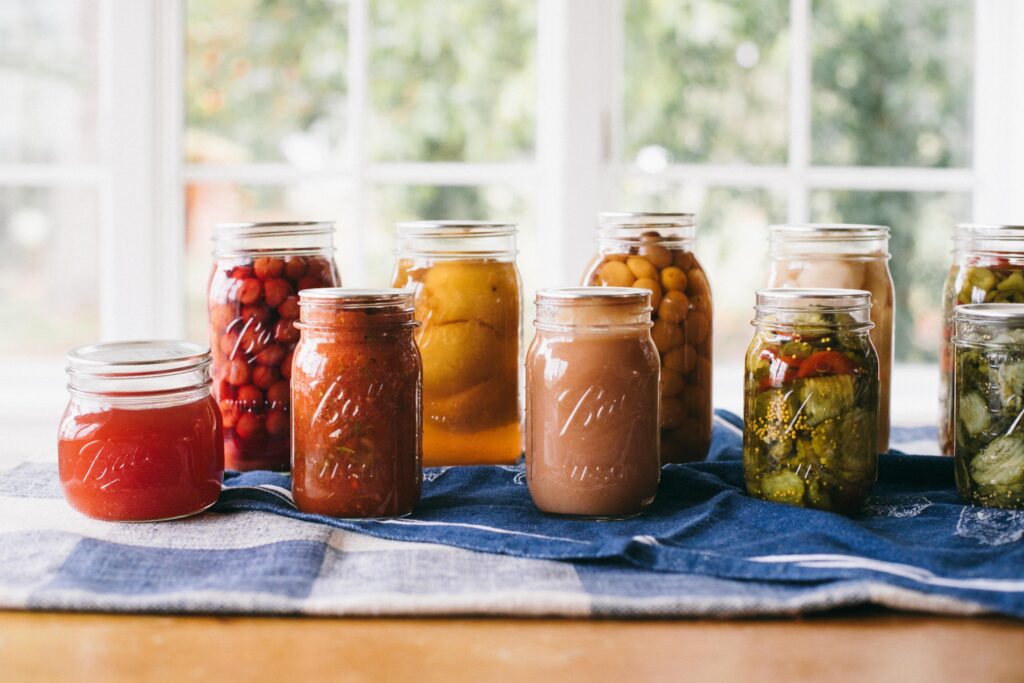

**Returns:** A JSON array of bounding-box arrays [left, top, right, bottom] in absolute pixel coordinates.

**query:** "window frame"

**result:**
[[2, 0, 1024, 423]]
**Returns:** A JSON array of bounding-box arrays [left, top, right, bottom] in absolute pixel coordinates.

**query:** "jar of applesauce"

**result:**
[[292, 289, 422, 518], [766, 224, 893, 454], [939, 224, 1024, 455], [582, 212, 712, 463], [208, 221, 341, 472], [526, 288, 660, 519], [392, 221, 521, 465]]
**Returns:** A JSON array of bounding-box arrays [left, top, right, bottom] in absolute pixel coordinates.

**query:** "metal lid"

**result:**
[[395, 221, 516, 236], [67, 340, 210, 376], [536, 286, 649, 303], [213, 221, 335, 239], [953, 303, 1024, 323], [954, 223, 1024, 239], [598, 212, 695, 229], [755, 288, 872, 311], [298, 287, 413, 309], [769, 223, 890, 240]]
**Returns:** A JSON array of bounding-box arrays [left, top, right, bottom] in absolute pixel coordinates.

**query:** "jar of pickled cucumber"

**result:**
[[952, 304, 1024, 510], [766, 224, 893, 454], [940, 224, 1024, 455], [743, 288, 879, 515], [392, 221, 521, 466], [582, 212, 712, 463]]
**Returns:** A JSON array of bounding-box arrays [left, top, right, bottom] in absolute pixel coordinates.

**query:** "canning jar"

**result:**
[[391, 221, 521, 466], [940, 224, 1024, 455], [581, 212, 712, 463], [743, 289, 879, 514], [208, 221, 341, 471], [291, 289, 422, 518], [57, 341, 224, 522], [525, 287, 661, 519], [766, 224, 893, 454], [952, 304, 1024, 509]]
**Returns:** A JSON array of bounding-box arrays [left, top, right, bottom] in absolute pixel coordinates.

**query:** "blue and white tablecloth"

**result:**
[[0, 411, 1021, 619]]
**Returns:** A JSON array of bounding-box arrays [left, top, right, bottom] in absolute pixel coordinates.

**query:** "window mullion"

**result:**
[[787, 0, 811, 223], [346, 0, 370, 286], [536, 0, 617, 286]]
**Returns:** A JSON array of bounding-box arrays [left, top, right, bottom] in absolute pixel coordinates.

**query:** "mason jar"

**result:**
[[291, 289, 422, 518], [743, 289, 879, 515], [525, 287, 660, 519], [581, 212, 712, 464], [391, 221, 521, 466], [766, 223, 893, 454], [940, 223, 1024, 455], [57, 341, 224, 522], [952, 303, 1024, 510], [208, 221, 341, 471]]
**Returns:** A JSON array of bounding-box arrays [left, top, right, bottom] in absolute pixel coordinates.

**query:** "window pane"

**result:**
[[620, 179, 787, 361], [0, 1, 98, 163], [185, 0, 349, 164], [369, 0, 536, 162], [811, 1, 973, 167], [0, 187, 99, 354], [184, 181, 354, 341], [624, 0, 789, 165], [810, 190, 971, 361]]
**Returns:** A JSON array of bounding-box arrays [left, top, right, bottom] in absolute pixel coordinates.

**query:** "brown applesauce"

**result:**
[[525, 288, 661, 519]]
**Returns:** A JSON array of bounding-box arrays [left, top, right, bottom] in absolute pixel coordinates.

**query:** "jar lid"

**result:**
[[954, 223, 1024, 239], [395, 221, 517, 237], [66, 341, 212, 396], [755, 288, 872, 312], [769, 223, 890, 241], [299, 287, 414, 310], [536, 286, 649, 304], [953, 303, 1024, 323], [598, 212, 695, 229]]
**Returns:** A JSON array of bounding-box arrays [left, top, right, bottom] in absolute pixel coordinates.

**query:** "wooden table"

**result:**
[[1, 611, 1021, 682]]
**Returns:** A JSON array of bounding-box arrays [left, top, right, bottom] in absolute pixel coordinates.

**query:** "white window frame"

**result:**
[[3, 0, 1024, 425]]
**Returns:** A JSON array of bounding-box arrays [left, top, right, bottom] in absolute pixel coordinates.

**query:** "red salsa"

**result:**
[[291, 289, 422, 517]]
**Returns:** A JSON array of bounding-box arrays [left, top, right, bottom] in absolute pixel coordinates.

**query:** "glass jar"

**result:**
[[952, 304, 1024, 510], [291, 289, 422, 518], [766, 224, 893, 454], [208, 221, 341, 471], [940, 223, 1024, 455], [525, 288, 661, 519], [391, 221, 521, 466], [57, 341, 224, 522], [743, 289, 879, 515], [581, 212, 712, 464]]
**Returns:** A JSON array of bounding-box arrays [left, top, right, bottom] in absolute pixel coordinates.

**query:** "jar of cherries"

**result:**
[[208, 221, 341, 471]]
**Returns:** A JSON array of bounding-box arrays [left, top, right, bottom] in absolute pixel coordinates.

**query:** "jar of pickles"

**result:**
[[940, 224, 1024, 455], [952, 304, 1024, 510], [57, 341, 224, 522], [582, 212, 712, 463], [743, 289, 879, 514], [208, 221, 341, 471], [392, 221, 521, 466], [525, 288, 661, 519], [291, 289, 422, 518], [766, 224, 893, 454]]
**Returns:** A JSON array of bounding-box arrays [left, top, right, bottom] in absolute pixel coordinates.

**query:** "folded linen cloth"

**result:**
[[0, 411, 1021, 618]]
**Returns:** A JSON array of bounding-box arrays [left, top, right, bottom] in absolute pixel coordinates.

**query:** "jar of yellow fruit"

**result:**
[[392, 221, 521, 465], [582, 212, 713, 463]]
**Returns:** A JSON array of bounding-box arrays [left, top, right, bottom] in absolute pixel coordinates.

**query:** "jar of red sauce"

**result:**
[[292, 289, 422, 518], [208, 221, 341, 471], [57, 341, 224, 522]]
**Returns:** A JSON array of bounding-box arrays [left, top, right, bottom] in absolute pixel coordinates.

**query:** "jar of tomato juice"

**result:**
[[57, 341, 224, 522]]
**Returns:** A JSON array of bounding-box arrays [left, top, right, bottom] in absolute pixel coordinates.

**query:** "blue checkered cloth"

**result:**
[[1, 410, 1022, 618]]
